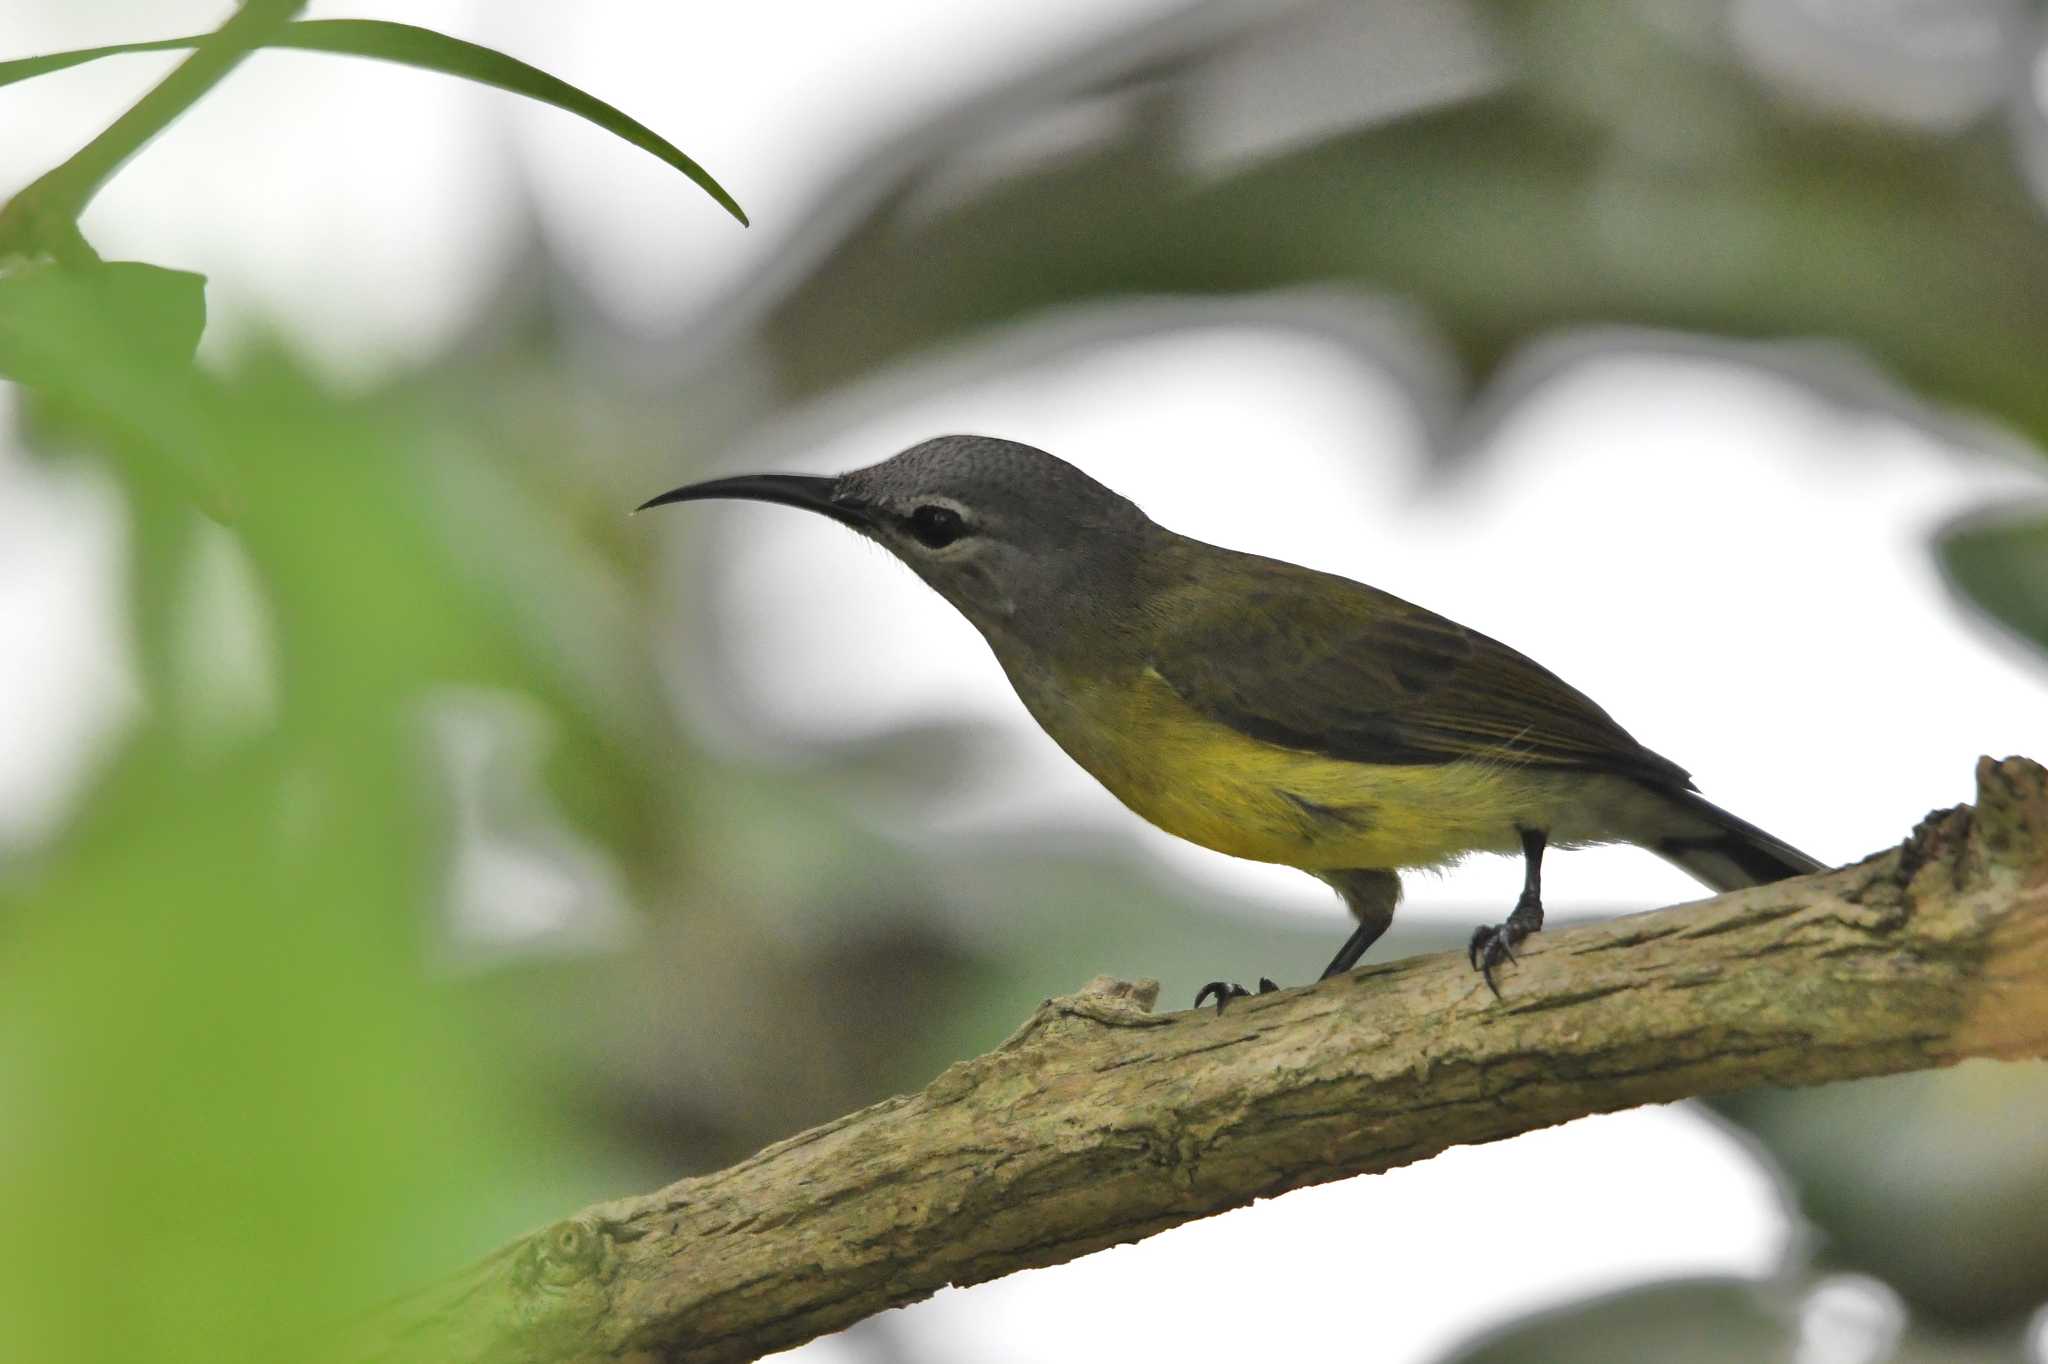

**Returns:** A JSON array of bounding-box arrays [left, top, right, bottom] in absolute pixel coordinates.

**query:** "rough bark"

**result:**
[[358, 756, 2048, 1364]]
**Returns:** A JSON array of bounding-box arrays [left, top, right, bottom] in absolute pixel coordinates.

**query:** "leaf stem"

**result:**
[[0, 0, 308, 263]]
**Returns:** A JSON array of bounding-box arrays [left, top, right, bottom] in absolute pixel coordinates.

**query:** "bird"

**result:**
[[639, 434, 1823, 1010]]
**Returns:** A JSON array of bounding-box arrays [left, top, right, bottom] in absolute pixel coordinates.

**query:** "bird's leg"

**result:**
[[1194, 869, 1398, 1013], [1318, 918, 1384, 979], [1469, 827, 1547, 997], [1318, 869, 1398, 979]]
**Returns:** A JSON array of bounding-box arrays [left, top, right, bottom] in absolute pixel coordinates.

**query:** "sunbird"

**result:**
[[641, 434, 1822, 1009]]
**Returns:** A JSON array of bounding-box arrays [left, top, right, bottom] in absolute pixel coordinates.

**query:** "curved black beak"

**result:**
[[635, 473, 869, 529]]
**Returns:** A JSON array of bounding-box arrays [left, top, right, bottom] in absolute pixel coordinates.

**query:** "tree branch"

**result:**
[[359, 756, 2048, 1364]]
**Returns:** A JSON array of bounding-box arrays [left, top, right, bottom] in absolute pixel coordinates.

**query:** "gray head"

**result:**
[[638, 435, 1157, 633]]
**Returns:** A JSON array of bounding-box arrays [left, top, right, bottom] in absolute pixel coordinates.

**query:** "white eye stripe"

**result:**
[[897, 495, 971, 517]]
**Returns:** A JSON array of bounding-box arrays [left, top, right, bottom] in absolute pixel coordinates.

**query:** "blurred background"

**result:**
[[4, 1, 2048, 1360]]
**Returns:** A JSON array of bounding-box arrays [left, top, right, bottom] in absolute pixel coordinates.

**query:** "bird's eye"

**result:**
[[906, 504, 969, 549]]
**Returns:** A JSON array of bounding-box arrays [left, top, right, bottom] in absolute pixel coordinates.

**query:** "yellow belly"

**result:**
[[1014, 666, 1537, 872]]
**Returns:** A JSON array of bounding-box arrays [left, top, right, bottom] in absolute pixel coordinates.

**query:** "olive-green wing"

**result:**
[[1147, 554, 1692, 789]]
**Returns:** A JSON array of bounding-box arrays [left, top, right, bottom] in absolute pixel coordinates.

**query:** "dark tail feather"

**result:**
[[1653, 792, 1825, 893]]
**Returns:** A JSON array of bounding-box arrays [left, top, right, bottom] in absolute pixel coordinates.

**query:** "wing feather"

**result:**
[[1146, 554, 1692, 790]]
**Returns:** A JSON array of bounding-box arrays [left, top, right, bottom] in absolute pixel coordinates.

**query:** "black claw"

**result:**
[[1468, 927, 1507, 998], [1468, 908, 1539, 999], [1194, 976, 1281, 1014]]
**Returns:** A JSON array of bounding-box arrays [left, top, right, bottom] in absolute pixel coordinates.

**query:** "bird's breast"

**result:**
[[1000, 662, 1531, 871]]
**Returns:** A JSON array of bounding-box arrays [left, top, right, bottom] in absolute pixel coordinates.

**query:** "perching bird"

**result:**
[[640, 434, 1823, 1009]]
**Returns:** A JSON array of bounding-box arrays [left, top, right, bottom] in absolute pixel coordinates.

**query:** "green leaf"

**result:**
[[0, 38, 183, 89], [0, 19, 746, 225], [0, 257, 207, 376], [1938, 506, 2048, 657], [0, 257, 235, 514]]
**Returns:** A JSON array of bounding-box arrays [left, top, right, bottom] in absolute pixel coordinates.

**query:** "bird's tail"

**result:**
[[1650, 790, 1826, 893]]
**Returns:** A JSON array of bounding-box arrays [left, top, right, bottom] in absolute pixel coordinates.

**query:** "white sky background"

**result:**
[[4, 2, 2047, 1360]]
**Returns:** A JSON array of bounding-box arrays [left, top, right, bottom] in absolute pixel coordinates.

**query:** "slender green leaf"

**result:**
[[0, 20, 746, 224], [0, 35, 196, 90], [1938, 507, 2048, 657]]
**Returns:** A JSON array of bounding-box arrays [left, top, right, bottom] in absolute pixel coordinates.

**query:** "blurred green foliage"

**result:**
[[1438, 1279, 1795, 1363], [0, 6, 752, 1356], [1941, 512, 2048, 660], [0, 310, 609, 1358]]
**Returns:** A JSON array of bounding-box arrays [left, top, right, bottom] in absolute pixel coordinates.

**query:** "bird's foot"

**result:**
[[1193, 977, 1279, 1014], [1467, 898, 1544, 999]]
